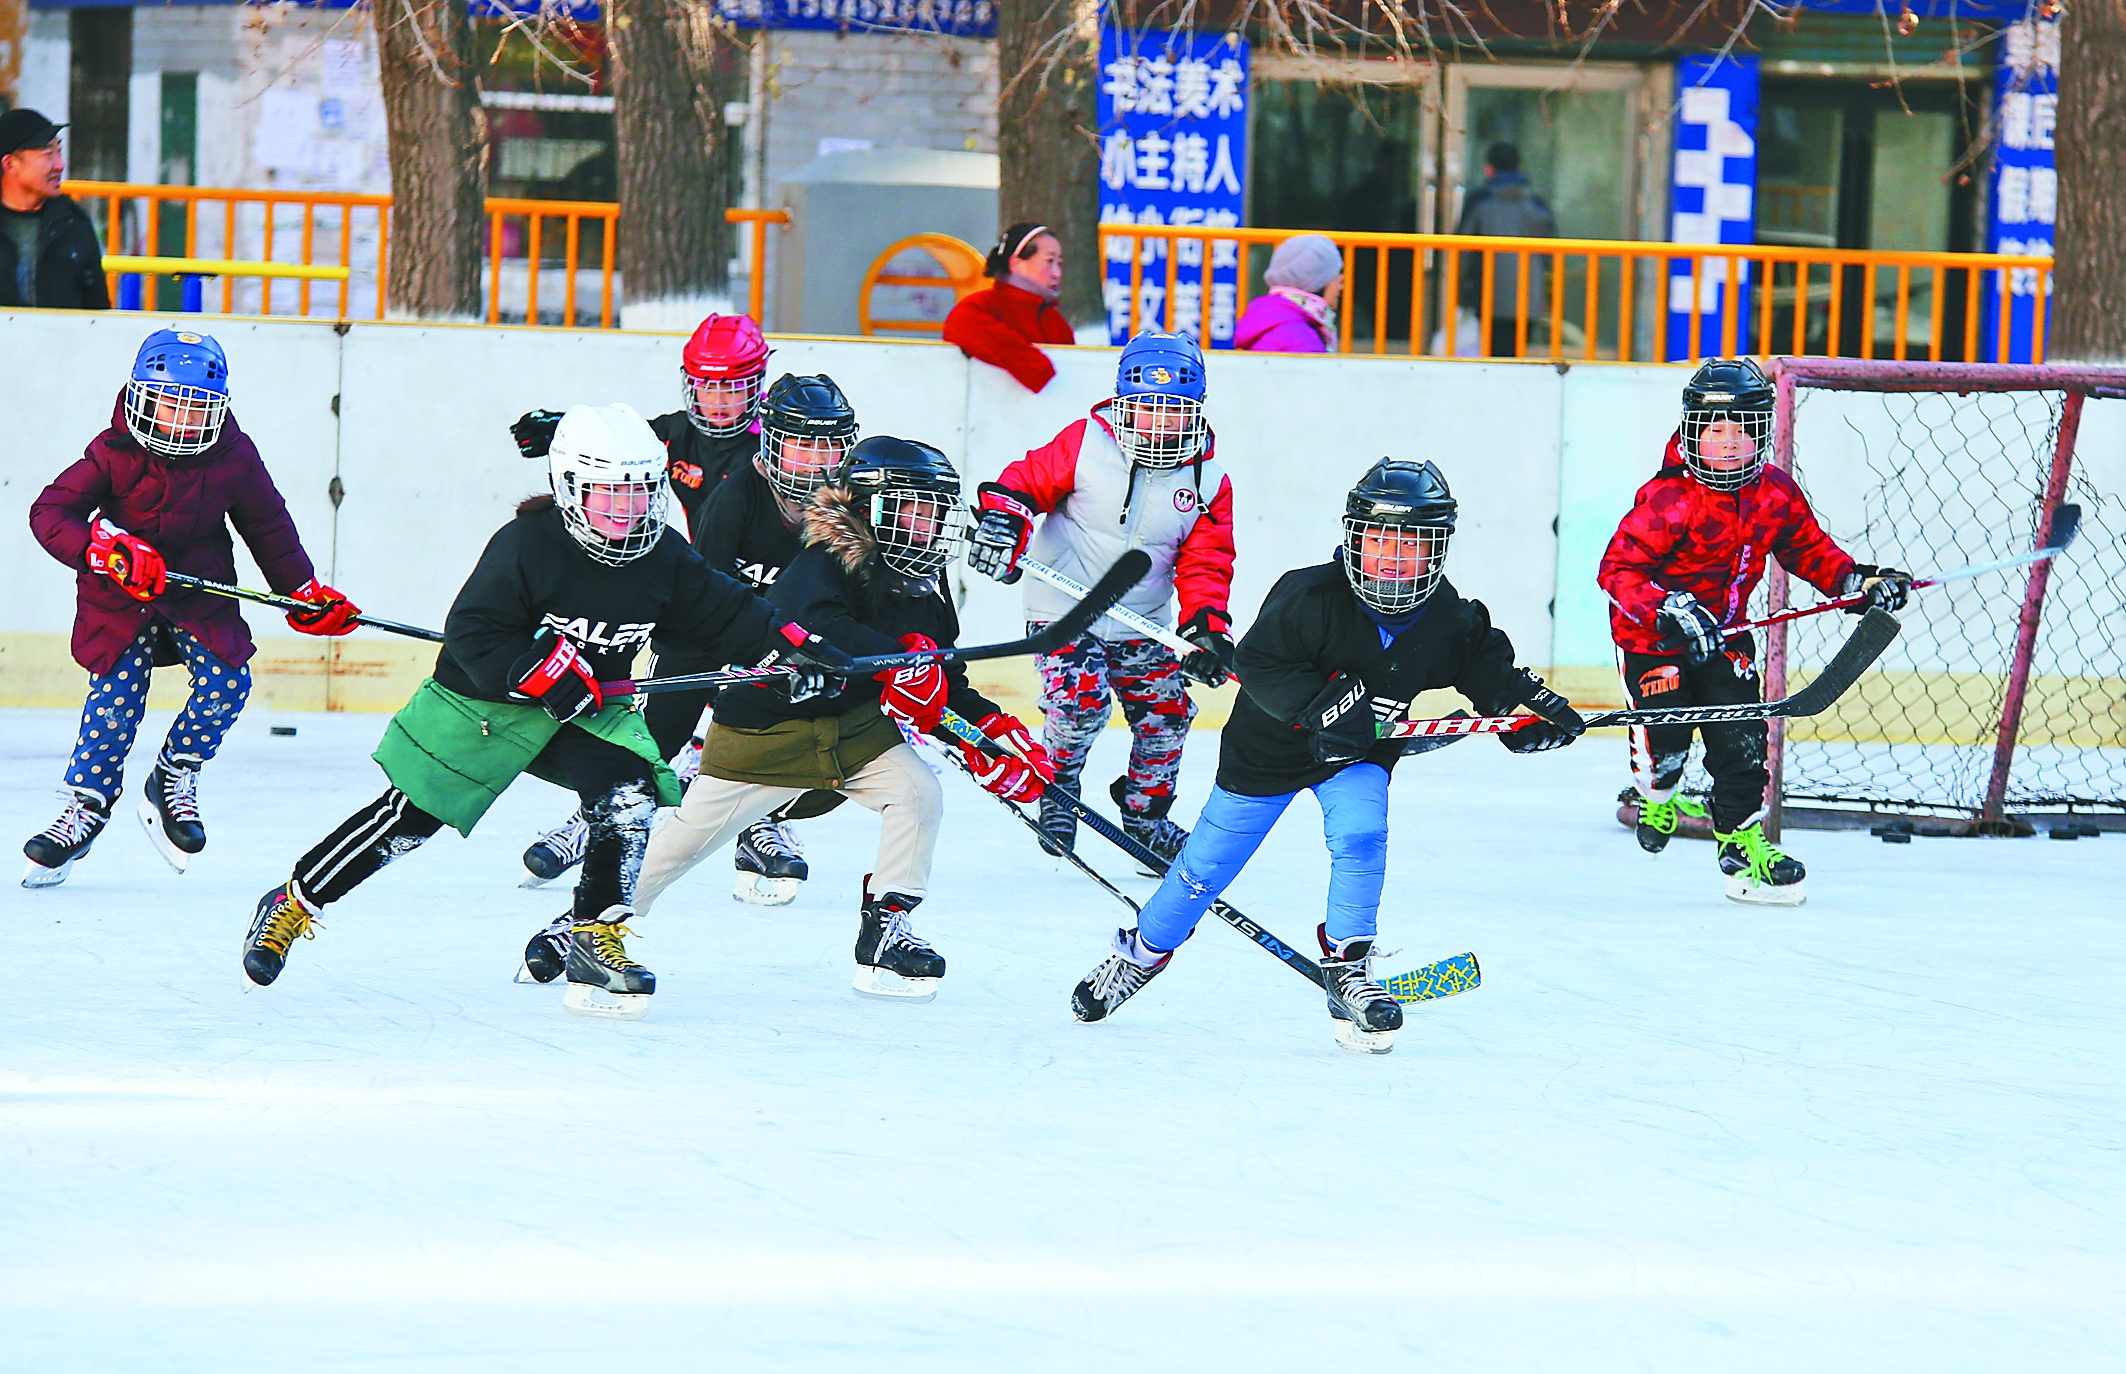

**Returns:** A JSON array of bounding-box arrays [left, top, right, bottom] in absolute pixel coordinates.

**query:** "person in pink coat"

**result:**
[[1234, 234, 1343, 353]]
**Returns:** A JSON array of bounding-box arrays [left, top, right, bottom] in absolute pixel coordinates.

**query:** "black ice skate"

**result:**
[[1112, 778, 1187, 874], [562, 907, 655, 1019], [1319, 925, 1404, 1055], [520, 811, 588, 887], [516, 911, 573, 984], [137, 755, 206, 873], [853, 879, 945, 1001], [1036, 788, 1078, 856], [1715, 821, 1807, 906], [1071, 926, 1172, 1022], [733, 818, 807, 906], [243, 882, 321, 987], [22, 788, 111, 889]]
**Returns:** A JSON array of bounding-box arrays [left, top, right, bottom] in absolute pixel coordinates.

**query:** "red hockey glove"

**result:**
[[958, 711, 1054, 802], [285, 579, 362, 637], [875, 632, 949, 729], [967, 483, 1036, 583], [86, 519, 166, 601], [509, 627, 604, 722]]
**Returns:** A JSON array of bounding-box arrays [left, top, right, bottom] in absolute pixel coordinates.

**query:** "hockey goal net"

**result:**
[[1749, 359, 2126, 835]]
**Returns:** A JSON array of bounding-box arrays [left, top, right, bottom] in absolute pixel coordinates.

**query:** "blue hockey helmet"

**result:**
[[1110, 330, 1208, 469], [126, 327, 231, 458]]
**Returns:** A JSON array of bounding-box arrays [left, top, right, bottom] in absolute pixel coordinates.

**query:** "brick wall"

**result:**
[[756, 29, 997, 191]]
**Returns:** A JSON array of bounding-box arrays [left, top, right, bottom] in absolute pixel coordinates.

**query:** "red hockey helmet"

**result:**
[[680, 314, 770, 437]]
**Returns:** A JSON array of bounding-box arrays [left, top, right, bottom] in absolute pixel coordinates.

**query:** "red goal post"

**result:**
[[1763, 359, 2126, 838]]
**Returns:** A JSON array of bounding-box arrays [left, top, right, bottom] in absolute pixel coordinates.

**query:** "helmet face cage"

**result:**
[[1110, 393, 1207, 469], [125, 381, 229, 458], [1342, 517, 1451, 615], [1679, 407, 1773, 491], [869, 486, 971, 581], [759, 421, 858, 503], [682, 366, 766, 438]]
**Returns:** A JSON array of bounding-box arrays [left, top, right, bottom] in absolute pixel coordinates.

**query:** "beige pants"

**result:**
[[635, 742, 943, 916]]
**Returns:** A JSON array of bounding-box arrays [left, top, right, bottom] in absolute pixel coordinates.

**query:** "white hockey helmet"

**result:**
[[548, 402, 670, 566]]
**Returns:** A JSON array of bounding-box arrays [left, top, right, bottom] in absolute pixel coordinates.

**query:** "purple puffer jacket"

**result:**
[[1234, 292, 1330, 353], [30, 391, 317, 676]]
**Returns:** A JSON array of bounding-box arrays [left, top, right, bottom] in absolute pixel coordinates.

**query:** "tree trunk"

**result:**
[[2052, 0, 2126, 361], [997, 0, 1103, 332], [609, 0, 736, 330], [374, 0, 487, 320]]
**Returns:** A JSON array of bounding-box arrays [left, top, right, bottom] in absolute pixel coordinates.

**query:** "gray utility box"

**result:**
[[772, 147, 998, 336]]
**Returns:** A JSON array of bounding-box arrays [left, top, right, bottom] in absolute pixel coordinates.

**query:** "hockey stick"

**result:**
[[162, 571, 445, 643], [603, 549, 1154, 697], [1381, 606, 1902, 740], [1017, 555, 1217, 661], [936, 708, 1478, 1005], [1655, 503, 2082, 650]]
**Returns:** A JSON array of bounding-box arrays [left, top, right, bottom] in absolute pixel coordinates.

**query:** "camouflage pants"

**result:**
[[1032, 625, 1196, 815]]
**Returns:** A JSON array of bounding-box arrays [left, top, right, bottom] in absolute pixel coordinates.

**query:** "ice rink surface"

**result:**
[[2, 705, 2120, 1372]]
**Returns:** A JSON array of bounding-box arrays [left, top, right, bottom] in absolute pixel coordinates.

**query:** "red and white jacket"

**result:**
[[992, 401, 1236, 637]]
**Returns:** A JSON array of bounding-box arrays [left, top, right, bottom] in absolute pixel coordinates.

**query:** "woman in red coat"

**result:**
[[942, 221, 1075, 392]]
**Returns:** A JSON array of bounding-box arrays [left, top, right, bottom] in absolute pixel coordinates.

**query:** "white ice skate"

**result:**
[[561, 981, 653, 1020], [1332, 1019, 1398, 1055], [22, 855, 76, 889], [732, 818, 806, 907]]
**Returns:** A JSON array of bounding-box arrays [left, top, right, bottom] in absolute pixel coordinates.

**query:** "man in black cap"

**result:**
[[1, 109, 110, 311]]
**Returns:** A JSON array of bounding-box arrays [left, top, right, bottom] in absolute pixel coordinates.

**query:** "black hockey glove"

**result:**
[[1845, 563, 1913, 614], [1500, 673, 1586, 754], [1301, 673, 1380, 766], [1656, 590, 1723, 666], [967, 484, 1036, 584], [511, 409, 563, 460], [1176, 607, 1236, 687], [765, 621, 855, 704], [508, 626, 603, 723]]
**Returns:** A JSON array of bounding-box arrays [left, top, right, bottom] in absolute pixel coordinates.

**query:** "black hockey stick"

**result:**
[[163, 571, 445, 643], [604, 549, 1154, 697]]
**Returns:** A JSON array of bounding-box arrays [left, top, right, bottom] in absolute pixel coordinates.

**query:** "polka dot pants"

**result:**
[[65, 622, 252, 805]]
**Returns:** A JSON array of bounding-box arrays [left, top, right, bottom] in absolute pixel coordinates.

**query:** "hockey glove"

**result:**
[[967, 484, 1036, 583], [957, 711, 1055, 802], [765, 622, 853, 704], [284, 579, 362, 637], [86, 519, 166, 601], [875, 633, 950, 729], [1845, 564, 1913, 614], [1301, 672, 1380, 766], [509, 627, 603, 722], [1656, 590, 1723, 666], [511, 409, 563, 459], [1177, 607, 1237, 687], [1500, 673, 1587, 754]]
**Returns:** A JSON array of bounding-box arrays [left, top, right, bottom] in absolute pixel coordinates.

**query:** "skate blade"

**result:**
[[134, 799, 192, 875], [514, 962, 544, 984], [562, 981, 652, 1019], [518, 869, 555, 889], [851, 967, 939, 1002], [732, 873, 802, 907], [21, 856, 74, 889], [1333, 1020, 1397, 1055], [1724, 876, 1807, 907]]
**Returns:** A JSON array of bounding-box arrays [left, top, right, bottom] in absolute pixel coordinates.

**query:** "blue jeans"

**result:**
[[65, 621, 252, 804], [1136, 763, 1391, 953]]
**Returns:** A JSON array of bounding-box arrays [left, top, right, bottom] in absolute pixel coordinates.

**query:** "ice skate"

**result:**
[[1634, 793, 1709, 854], [520, 811, 589, 887], [732, 817, 807, 906], [1070, 926, 1171, 1022], [517, 911, 573, 984], [22, 788, 111, 888], [243, 882, 320, 987], [1715, 821, 1807, 906], [137, 756, 206, 873], [852, 880, 945, 1001], [1320, 926, 1403, 1055], [1036, 789, 1077, 856], [562, 907, 655, 1018], [1111, 778, 1187, 874]]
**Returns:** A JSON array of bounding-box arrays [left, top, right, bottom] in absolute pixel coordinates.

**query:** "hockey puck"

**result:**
[[2048, 827, 2079, 841], [2079, 824, 2102, 839], [270, 726, 298, 737], [1878, 831, 1911, 845]]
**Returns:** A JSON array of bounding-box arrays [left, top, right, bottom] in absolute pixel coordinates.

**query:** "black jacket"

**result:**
[[434, 497, 778, 704], [1219, 560, 1533, 796], [715, 485, 999, 731], [692, 462, 803, 592], [0, 196, 111, 310], [651, 410, 759, 535]]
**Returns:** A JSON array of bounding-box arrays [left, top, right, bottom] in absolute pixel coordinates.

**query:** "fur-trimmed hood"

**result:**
[[802, 484, 878, 577]]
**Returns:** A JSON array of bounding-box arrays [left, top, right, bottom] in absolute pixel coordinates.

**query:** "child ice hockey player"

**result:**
[[967, 329, 1235, 860], [1070, 459, 1584, 1053], [563, 436, 1053, 1004], [1598, 357, 1911, 905], [240, 403, 844, 1016], [23, 328, 359, 887]]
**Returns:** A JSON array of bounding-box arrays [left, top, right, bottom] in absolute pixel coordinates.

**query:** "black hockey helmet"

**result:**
[[1678, 357, 1774, 491], [758, 373, 859, 502], [839, 435, 970, 581], [1343, 458, 1455, 615]]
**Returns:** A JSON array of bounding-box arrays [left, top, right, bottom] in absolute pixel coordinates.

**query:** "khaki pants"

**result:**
[[635, 743, 943, 916]]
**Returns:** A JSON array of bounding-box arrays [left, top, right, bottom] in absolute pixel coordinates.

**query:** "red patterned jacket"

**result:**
[[1598, 432, 1856, 654]]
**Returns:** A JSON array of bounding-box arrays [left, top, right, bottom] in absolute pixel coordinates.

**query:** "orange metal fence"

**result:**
[[1100, 223, 2057, 364]]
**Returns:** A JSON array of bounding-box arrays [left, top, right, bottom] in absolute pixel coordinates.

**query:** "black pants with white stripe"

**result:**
[[291, 727, 660, 920], [1620, 632, 1767, 834]]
